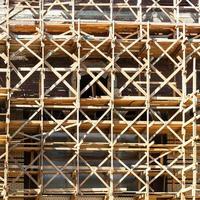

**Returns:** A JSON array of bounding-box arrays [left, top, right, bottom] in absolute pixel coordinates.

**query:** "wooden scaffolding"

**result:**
[[0, 0, 199, 199]]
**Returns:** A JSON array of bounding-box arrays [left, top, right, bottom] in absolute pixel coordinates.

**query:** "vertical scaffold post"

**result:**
[[145, 22, 150, 200], [3, 0, 10, 199], [181, 23, 186, 200]]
